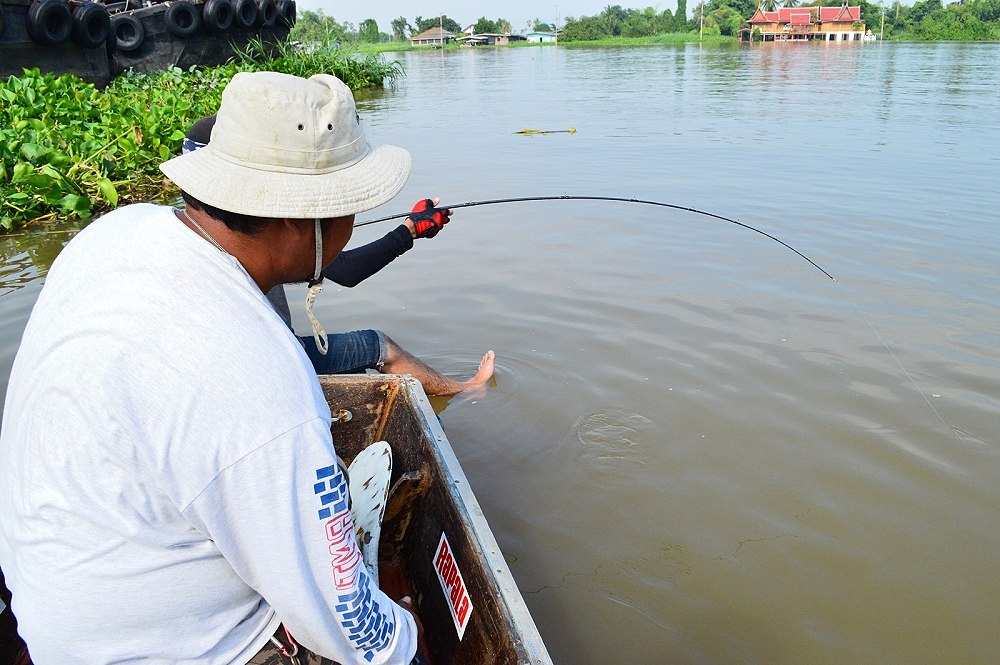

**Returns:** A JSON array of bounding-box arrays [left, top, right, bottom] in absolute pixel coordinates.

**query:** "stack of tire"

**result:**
[[109, 0, 296, 53], [23, 0, 112, 49]]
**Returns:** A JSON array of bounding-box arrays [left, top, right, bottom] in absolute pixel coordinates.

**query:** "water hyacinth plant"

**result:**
[[1, 46, 402, 232]]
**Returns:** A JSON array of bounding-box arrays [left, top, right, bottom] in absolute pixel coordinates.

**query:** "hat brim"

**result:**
[[160, 142, 411, 219]]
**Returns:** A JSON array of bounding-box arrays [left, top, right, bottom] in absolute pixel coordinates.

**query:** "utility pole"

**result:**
[[699, 2, 704, 40]]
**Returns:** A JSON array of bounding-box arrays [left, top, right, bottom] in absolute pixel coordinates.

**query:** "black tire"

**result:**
[[165, 0, 200, 37], [106, 18, 117, 55], [233, 0, 257, 29], [256, 0, 276, 27], [111, 13, 144, 51], [276, 0, 294, 27], [202, 0, 233, 31], [27, 0, 73, 47], [71, 3, 111, 49]]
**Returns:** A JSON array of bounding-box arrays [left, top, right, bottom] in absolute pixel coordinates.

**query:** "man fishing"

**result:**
[[183, 116, 495, 395], [0, 71, 484, 664]]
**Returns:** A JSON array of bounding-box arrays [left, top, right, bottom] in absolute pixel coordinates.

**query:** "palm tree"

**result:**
[[601, 4, 629, 36], [783, 0, 800, 7], [763, 0, 778, 11]]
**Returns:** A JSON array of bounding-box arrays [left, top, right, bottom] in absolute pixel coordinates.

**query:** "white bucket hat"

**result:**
[[160, 71, 411, 219]]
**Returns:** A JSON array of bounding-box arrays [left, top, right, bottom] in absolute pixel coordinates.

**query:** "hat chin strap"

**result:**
[[305, 218, 329, 355]]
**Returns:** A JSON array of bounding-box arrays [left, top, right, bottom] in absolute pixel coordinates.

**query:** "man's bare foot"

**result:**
[[471, 350, 495, 384], [383, 338, 495, 397], [454, 350, 495, 396]]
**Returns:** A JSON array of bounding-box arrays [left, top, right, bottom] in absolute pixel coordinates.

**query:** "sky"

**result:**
[[296, 0, 682, 35]]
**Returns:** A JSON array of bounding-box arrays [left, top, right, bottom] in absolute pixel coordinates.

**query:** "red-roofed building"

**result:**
[[740, 4, 871, 42]]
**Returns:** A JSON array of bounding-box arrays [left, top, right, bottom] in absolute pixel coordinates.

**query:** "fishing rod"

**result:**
[[358, 197, 965, 438], [355, 195, 835, 280]]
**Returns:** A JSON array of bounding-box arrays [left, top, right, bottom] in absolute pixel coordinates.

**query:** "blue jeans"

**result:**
[[299, 329, 387, 375]]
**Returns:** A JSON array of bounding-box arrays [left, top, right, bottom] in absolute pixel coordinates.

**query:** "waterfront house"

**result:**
[[525, 31, 559, 43], [741, 5, 867, 41], [410, 27, 455, 46], [461, 33, 527, 46]]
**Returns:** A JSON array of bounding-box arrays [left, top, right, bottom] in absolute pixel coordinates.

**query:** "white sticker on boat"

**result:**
[[433, 531, 473, 640]]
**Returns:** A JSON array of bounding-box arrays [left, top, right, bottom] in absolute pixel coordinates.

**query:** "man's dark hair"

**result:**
[[181, 191, 270, 235], [186, 114, 216, 146]]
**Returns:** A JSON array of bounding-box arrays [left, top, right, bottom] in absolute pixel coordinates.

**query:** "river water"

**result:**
[[2, 42, 999, 664]]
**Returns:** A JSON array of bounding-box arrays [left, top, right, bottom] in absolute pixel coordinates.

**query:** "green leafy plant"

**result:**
[[2, 44, 403, 232]]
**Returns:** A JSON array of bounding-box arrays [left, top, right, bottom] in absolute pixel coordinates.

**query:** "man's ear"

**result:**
[[277, 217, 315, 239], [264, 218, 316, 271]]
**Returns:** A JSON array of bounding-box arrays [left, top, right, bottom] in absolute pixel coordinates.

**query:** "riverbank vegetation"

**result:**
[[558, 33, 734, 45], [291, 12, 520, 44], [874, 0, 1000, 40], [559, 0, 999, 40], [701, 0, 998, 39], [290, 6, 729, 51], [294, 0, 999, 46], [0, 45, 401, 232], [290, 6, 716, 45], [683, 0, 999, 40]]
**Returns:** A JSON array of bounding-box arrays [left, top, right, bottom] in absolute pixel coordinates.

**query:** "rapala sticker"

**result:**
[[433, 532, 473, 640]]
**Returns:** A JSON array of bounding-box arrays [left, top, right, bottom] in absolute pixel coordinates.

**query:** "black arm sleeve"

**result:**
[[321, 224, 414, 287]]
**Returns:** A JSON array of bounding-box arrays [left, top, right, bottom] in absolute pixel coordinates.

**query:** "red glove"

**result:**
[[408, 198, 451, 238]]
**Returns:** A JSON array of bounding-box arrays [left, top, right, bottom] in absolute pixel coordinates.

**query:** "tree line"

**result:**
[[553, 0, 999, 40], [560, 3, 689, 39], [876, 0, 999, 40], [290, 13, 557, 44], [290, 0, 999, 44], [696, 0, 999, 38]]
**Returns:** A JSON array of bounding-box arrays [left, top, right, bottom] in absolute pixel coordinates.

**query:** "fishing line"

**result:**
[[837, 285, 957, 438], [358, 195, 957, 436], [355, 195, 836, 280]]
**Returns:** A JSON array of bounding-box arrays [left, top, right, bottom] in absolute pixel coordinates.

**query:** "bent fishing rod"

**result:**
[[355, 195, 835, 281]]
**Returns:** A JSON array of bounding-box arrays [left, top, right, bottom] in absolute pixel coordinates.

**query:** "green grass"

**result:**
[[557, 33, 735, 46]]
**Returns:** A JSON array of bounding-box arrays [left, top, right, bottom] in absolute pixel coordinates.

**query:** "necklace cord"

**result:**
[[179, 207, 331, 355], [180, 208, 229, 255]]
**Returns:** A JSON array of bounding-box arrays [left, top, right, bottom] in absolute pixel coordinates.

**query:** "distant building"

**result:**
[[741, 5, 867, 42], [461, 33, 528, 46], [410, 27, 455, 46], [525, 31, 559, 43]]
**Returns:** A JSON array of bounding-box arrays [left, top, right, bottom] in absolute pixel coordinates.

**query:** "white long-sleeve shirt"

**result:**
[[0, 204, 416, 664]]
